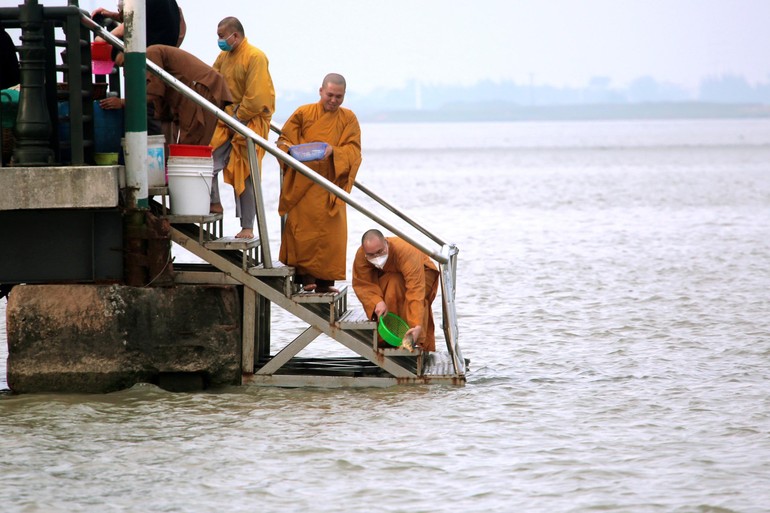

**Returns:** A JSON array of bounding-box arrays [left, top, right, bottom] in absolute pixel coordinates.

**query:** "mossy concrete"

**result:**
[[5, 284, 242, 393]]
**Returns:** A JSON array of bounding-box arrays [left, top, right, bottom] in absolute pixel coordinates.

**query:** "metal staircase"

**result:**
[[82, 14, 466, 387], [152, 206, 462, 387]]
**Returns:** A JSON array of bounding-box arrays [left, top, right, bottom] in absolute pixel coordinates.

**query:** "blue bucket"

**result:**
[[93, 100, 124, 153]]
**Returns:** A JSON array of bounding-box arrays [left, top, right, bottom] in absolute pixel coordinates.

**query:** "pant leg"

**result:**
[[234, 173, 256, 230], [147, 103, 162, 136], [211, 139, 233, 204]]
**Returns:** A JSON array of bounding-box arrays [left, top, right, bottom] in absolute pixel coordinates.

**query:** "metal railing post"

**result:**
[[247, 138, 272, 268]]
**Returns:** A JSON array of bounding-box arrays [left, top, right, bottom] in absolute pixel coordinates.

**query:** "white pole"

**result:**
[[122, 0, 147, 208]]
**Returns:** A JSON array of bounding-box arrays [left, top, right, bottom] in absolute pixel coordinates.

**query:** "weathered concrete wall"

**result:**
[[0, 166, 121, 210], [5, 284, 242, 393]]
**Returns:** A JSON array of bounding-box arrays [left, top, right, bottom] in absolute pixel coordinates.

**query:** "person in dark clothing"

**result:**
[[92, 0, 181, 48], [0, 28, 20, 89], [90, 0, 183, 136]]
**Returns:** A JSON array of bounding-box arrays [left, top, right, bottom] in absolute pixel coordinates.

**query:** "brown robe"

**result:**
[[145, 45, 232, 145], [277, 101, 362, 281], [352, 237, 440, 351]]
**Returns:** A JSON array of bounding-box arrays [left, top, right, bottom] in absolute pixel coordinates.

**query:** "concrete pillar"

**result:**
[[6, 284, 243, 393]]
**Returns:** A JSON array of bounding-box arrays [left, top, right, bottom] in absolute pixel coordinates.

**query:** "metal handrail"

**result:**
[[81, 13, 448, 265]]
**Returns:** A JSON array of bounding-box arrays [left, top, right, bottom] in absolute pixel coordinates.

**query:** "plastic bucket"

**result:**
[[93, 100, 123, 153], [121, 135, 166, 186], [91, 41, 114, 75], [169, 144, 213, 158], [167, 156, 214, 215], [147, 135, 166, 186], [94, 152, 118, 165]]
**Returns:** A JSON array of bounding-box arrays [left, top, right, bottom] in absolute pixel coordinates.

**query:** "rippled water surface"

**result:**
[[2, 119, 770, 512]]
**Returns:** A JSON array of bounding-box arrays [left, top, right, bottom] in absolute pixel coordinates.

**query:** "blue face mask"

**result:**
[[217, 33, 234, 52]]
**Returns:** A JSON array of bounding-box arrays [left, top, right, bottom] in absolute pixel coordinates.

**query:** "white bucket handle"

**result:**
[[199, 172, 212, 196]]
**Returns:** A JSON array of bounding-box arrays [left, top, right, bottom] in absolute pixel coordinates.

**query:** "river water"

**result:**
[[2, 119, 770, 512]]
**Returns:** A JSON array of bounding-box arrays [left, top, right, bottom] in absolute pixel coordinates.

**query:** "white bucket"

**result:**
[[167, 156, 214, 215], [121, 134, 167, 187]]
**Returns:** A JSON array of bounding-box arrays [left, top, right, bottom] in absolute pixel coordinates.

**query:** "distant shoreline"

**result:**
[[356, 102, 770, 123]]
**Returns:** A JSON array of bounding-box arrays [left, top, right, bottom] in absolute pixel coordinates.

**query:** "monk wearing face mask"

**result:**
[[209, 16, 275, 239], [352, 229, 440, 351]]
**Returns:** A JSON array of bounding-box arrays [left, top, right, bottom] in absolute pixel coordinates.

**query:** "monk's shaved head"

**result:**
[[322, 73, 346, 91], [319, 73, 347, 112], [361, 229, 385, 247], [218, 17, 244, 36]]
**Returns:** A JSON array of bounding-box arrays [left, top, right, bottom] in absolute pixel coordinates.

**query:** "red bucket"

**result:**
[[91, 41, 112, 61], [169, 144, 213, 158]]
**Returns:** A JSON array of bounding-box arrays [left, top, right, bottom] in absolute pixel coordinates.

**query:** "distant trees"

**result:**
[[698, 74, 770, 103], [275, 74, 770, 120]]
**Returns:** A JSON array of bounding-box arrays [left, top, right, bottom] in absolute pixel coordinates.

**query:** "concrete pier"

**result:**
[[0, 165, 122, 210], [5, 284, 242, 393]]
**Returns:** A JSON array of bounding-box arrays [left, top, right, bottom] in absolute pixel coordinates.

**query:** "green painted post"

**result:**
[[122, 0, 147, 209]]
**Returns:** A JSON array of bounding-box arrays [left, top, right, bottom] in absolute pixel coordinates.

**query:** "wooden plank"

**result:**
[[148, 186, 168, 196], [165, 213, 223, 224], [248, 260, 294, 277], [204, 236, 260, 250], [337, 309, 376, 329], [244, 374, 400, 388], [242, 287, 256, 374], [380, 347, 422, 358], [243, 374, 465, 388], [292, 285, 348, 304]]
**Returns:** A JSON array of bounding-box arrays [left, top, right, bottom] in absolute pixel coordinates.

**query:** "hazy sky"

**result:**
[[8, 0, 770, 95]]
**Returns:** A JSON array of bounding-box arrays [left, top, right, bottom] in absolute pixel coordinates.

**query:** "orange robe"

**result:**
[[145, 45, 232, 145], [277, 102, 362, 281], [209, 38, 275, 194], [352, 237, 440, 351]]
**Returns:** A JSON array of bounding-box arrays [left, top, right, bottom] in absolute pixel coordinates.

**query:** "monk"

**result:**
[[209, 16, 275, 239], [145, 45, 232, 145], [352, 229, 440, 352], [277, 73, 362, 293]]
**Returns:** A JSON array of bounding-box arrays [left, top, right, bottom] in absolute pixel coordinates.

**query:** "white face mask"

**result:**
[[367, 254, 388, 269]]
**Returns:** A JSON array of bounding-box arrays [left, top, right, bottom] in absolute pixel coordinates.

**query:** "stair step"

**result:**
[[165, 213, 224, 243], [204, 236, 260, 250], [248, 260, 294, 277], [337, 309, 422, 357], [291, 285, 348, 324], [292, 285, 348, 303], [165, 213, 223, 224], [380, 346, 423, 357], [337, 309, 376, 329]]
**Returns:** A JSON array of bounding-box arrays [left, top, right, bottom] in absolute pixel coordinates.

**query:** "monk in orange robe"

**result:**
[[352, 229, 440, 352], [209, 16, 275, 238], [277, 73, 362, 293], [145, 45, 232, 145]]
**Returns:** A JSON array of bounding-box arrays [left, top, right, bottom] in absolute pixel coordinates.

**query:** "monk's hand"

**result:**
[[405, 326, 423, 347], [323, 143, 333, 159], [374, 301, 387, 319], [99, 97, 123, 110]]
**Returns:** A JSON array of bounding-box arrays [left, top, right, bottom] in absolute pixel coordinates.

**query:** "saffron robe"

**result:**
[[146, 45, 232, 145], [277, 101, 362, 281], [209, 38, 275, 195], [352, 237, 440, 351]]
